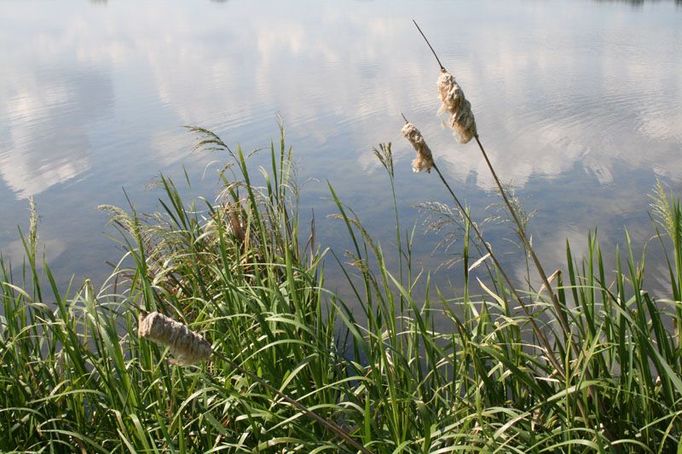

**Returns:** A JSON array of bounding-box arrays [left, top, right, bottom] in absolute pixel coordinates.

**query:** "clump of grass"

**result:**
[[1, 130, 356, 452], [3, 124, 682, 451]]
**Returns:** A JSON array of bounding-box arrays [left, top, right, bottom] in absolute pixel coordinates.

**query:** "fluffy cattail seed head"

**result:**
[[438, 70, 477, 144], [138, 311, 212, 365], [401, 122, 434, 173]]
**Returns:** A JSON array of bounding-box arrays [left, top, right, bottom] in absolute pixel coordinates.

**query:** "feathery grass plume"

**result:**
[[438, 70, 477, 144], [138, 311, 212, 365], [373, 142, 394, 178], [401, 121, 434, 173]]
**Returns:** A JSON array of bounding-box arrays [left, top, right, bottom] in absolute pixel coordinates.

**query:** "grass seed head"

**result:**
[[401, 122, 434, 173], [438, 70, 477, 144], [138, 311, 212, 365]]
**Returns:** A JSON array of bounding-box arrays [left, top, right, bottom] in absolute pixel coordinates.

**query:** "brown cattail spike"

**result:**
[[438, 70, 477, 144], [401, 122, 434, 173], [138, 311, 212, 365]]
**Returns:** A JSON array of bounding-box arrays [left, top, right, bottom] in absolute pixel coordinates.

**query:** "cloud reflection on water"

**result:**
[[1, 1, 679, 196], [0, 0, 680, 286], [0, 68, 112, 198]]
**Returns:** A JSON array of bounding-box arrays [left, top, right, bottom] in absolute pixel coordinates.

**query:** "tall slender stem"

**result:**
[[473, 135, 572, 340], [431, 162, 566, 377], [412, 19, 445, 71], [472, 137, 612, 440], [412, 18, 571, 341], [433, 160, 610, 440], [408, 15, 611, 436]]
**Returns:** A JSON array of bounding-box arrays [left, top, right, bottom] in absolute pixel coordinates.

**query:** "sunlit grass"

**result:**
[[2, 126, 682, 452]]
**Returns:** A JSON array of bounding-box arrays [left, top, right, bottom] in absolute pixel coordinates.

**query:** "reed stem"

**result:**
[[473, 136, 572, 340], [411, 17, 574, 357], [412, 19, 445, 71], [431, 161, 565, 377]]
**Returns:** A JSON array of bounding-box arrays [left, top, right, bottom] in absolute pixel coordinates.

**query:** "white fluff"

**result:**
[[401, 122, 434, 173], [438, 70, 477, 144]]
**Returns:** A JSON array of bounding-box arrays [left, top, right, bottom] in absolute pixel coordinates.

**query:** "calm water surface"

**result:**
[[1, 0, 681, 291]]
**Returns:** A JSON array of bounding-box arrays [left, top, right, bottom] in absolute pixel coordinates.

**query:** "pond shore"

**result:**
[[3, 130, 682, 452]]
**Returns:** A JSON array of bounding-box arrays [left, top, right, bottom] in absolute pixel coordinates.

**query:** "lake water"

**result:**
[[1, 0, 681, 292]]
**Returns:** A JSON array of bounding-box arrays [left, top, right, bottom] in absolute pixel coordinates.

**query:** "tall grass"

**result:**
[[1, 124, 682, 452], [1, 130, 352, 452]]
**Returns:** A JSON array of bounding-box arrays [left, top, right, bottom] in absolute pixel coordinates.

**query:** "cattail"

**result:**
[[138, 311, 212, 365], [401, 122, 434, 173], [438, 70, 477, 144]]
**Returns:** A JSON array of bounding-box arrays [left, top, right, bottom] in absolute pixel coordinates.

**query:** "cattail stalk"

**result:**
[[413, 20, 477, 144], [473, 136, 572, 336], [411, 19, 571, 346], [410, 20, 612, 439], [400, 117, 564, 377]]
